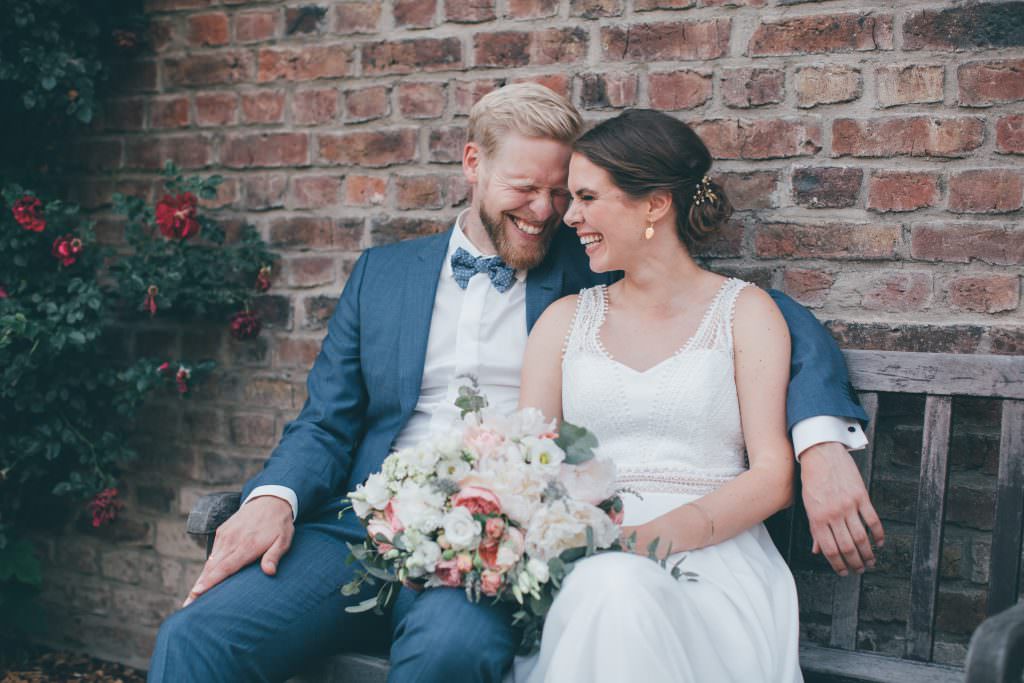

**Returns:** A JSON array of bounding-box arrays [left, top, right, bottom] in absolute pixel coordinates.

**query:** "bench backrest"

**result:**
[[772, 349, 1024, 667]]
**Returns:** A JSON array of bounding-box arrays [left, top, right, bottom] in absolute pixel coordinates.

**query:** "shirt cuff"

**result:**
[[243, 485, 298, 521], [792, 416, 868, 462]]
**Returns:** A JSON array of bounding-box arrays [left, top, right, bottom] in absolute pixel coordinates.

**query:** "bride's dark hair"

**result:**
[[573, 109, 732, 247]]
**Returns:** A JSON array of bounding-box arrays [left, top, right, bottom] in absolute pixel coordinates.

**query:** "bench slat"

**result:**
[[906, 395, 953, 661], [989, 399, 1024, 617], [844, 350, 1024, 399], [829, 392, 880, 650], [801, 643, 963, 683]]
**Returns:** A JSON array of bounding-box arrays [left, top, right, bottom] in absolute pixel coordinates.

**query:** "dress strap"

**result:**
[[562, 286, 606, 359], [690, 278, 751, 353]]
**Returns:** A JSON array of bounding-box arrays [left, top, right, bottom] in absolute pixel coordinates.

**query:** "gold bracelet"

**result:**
[[690, 501, 714, 547]]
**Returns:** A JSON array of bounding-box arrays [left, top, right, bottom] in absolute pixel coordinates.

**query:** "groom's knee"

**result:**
[[150, 607, 212, 681]]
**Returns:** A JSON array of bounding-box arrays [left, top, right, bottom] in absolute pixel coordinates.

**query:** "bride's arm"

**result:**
[[517, 295, 578, 422], [627, 286, 795, 554]]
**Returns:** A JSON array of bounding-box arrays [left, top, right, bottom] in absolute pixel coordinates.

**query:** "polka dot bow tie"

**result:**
[[451, 247, 517, 293]]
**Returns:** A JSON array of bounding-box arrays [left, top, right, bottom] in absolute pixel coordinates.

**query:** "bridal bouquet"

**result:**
[[342, 384, 625, 650]]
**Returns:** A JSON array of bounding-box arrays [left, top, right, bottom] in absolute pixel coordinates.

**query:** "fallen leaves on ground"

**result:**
[[1, 649, 144, 683]]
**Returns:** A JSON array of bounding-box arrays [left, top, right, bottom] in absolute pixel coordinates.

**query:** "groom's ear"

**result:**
[[463, 142, 483, 185], [647, 189, 673, 223]]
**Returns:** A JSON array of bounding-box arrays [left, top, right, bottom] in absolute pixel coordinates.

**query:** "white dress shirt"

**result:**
[[247, 212, 865, 519]]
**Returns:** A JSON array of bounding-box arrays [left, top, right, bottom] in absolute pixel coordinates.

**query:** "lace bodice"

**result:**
[[562, 278, 752, 495]]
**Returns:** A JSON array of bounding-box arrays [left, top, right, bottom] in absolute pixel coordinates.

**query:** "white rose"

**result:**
[[527, 557, 550, 584], [558, 456, 618, 505], [442, 507, 482, 551], [394, 482, 445, 533], [406, 540, 442, 578], [362, 473, 391, 509]]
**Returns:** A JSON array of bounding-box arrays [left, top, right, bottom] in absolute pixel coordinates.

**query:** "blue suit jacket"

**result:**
[[243, 226, 866, 521]]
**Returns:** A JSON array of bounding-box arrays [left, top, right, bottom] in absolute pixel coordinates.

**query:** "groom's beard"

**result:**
[[479, 202, 560, 272]]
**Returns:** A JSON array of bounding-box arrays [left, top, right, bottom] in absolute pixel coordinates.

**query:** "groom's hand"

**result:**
[[800, 442, 884, 576], [183, 495, 294, 607]]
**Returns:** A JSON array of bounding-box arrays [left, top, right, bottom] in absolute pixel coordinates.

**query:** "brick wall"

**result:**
[[36, 0, 1024, 669]]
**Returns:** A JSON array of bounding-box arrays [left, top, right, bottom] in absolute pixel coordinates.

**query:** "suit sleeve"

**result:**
[[242, 250, 371, 519], [767, 289, 868, 432]]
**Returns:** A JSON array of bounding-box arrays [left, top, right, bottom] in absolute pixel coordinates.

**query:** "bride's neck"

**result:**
[[617, 245, 707, 312]]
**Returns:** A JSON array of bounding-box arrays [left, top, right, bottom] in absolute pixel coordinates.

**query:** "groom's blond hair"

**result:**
[[468, 83, 582, 158]]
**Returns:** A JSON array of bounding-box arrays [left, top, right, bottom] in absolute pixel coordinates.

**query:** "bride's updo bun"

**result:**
[[573, 110, 733, 248]]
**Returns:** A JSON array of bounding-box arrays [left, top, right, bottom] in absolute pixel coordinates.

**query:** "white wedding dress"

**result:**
[[511, 278, 802, 683]]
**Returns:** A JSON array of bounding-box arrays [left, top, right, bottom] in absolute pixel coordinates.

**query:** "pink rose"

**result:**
[[384, 500, 404, 533], [480, 569, 503, 597], [456, 553, 474, 574], [366, 514, 395, 554], [464, 427, 505, 459], [484, 516, 505, 541], [452, 486, 502, 516], [433, 559, 463, 588], [479, 526, 524, 572]]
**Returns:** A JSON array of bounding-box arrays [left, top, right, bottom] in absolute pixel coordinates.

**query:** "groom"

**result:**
[[150, 84, 881, 681]]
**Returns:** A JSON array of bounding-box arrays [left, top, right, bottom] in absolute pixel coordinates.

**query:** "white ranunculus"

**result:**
[[362, 472, 391, 509], [442, 507, 482, 551], [558, 456, 618, 505], [406, 540, 442, 578], [393, 481, 445, 533]]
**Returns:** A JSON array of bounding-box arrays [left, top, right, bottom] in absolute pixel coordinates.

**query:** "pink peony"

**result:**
[[463, 427, 505, 459], [433, 558, 463, 587], [480, 569, 503, 596], [484, 516, 505, 541], [452, 486, 502, 516], [367, 514, 396, 554]]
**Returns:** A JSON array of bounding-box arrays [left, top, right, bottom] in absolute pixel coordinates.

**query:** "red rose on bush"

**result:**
[[0, 285, 7, 299], [230, 310, 262, 340], [175, 365, 191, 394], [143, 284, 159, 316], [87, 488, 124, 528], [155, 192, 200, 240], [12, 196, 45, 232], [52, 234, 84, 266]]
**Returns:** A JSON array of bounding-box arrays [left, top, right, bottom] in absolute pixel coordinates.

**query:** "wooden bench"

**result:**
[[186, 349, 1024, 682]]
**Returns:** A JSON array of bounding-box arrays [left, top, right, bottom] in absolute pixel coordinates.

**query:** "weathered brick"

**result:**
[[240, 90, 286, 124], [453, 79, 501, 115], [155, 519, 205, 561], [258, 46, 353, 82], [394, 0, 437, 28], [198, 177, 239, 210], [505, 0, 559, 18], [396, 175, 445, 209], [333, 1, 381, 33], [997, 115, 1024, 155], [826, 321, 984, 354], [449, 174, 470, 207], [748, 13, 893, 56], [840, 271, 933, 312], [634, 0, 693, 9], [783, 268, 834, 308], [692, 217, 743, 258], [649, 71, 712, 110], [318, 129, 418, 167], [147, 17, 177, 53], [958, 60, 1024, 106], [911, 224, 1024, 266], [755, 222, 900, 260], [428, 126, 468, 163], [292, 88, 340, 126], [949, 169, 1024, 213], [125, 136, 212, 170], [571, 0, 623, 18], [194, 92, 238, 126], [98, 98, 145, 131], [475, 28, 588, 68], [345, 175, 388, 206], [345, 86, 391, 122], [230, 413, 277, 447], [275, 338, 322, 369], [223, 132, 307, 168], [445, 0, 495, 22], [579, 72, 638, 109], [235, 10, 278, 42], [303, 295, 339, 330], [794, 65, 862, 108], [148, 96, 190, 129], [285, 255, 337, 288], [290, 175, 342, 208], [714, 171, 778, 210], [989, 327, 1024, 356], [251, 295, 292, 329], [333, 217, 367, 251], [243, 174, 288, 210], [398, 82, 447, 119], [270, 217, 335, 248], [867, 171, 940, 213], [601, 19, 730, 61], [832, 117, 984, 158], [792, 167, 862, 209], [904, 3, 1024, 51], [692, 118, 821, 159], [145, 0, 212, 11], [164, 52, 252, 87], [948, 275, 1020, 313], [362, 38, 462, 75], [511, 73, 571, 97], [285, 5, 328, 34], [876, 65, 944, 107], [721, 68, 784, 109], [101, 548, 163, 587], [187, 12, 229, 46], [110, 59, 159, 94], [371, 216, 450, 245]]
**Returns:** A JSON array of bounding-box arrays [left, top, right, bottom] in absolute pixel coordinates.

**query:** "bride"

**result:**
[[513, 109, 802, 682]]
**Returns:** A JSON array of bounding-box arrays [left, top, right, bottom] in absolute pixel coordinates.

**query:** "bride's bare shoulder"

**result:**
[[733, 284, 789, 346], [531, 293, 580, 338]]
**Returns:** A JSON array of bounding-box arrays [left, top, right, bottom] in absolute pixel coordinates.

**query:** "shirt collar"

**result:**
[[444, 209, 528, 281]]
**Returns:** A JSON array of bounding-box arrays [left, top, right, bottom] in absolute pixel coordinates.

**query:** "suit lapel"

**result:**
[[397, 229, 451, 414], [525, 255, 565, 332]]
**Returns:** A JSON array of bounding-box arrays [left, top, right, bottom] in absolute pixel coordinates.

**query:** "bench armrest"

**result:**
[[965, 601, 1024, 682], [186, 492, 241, 535]]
